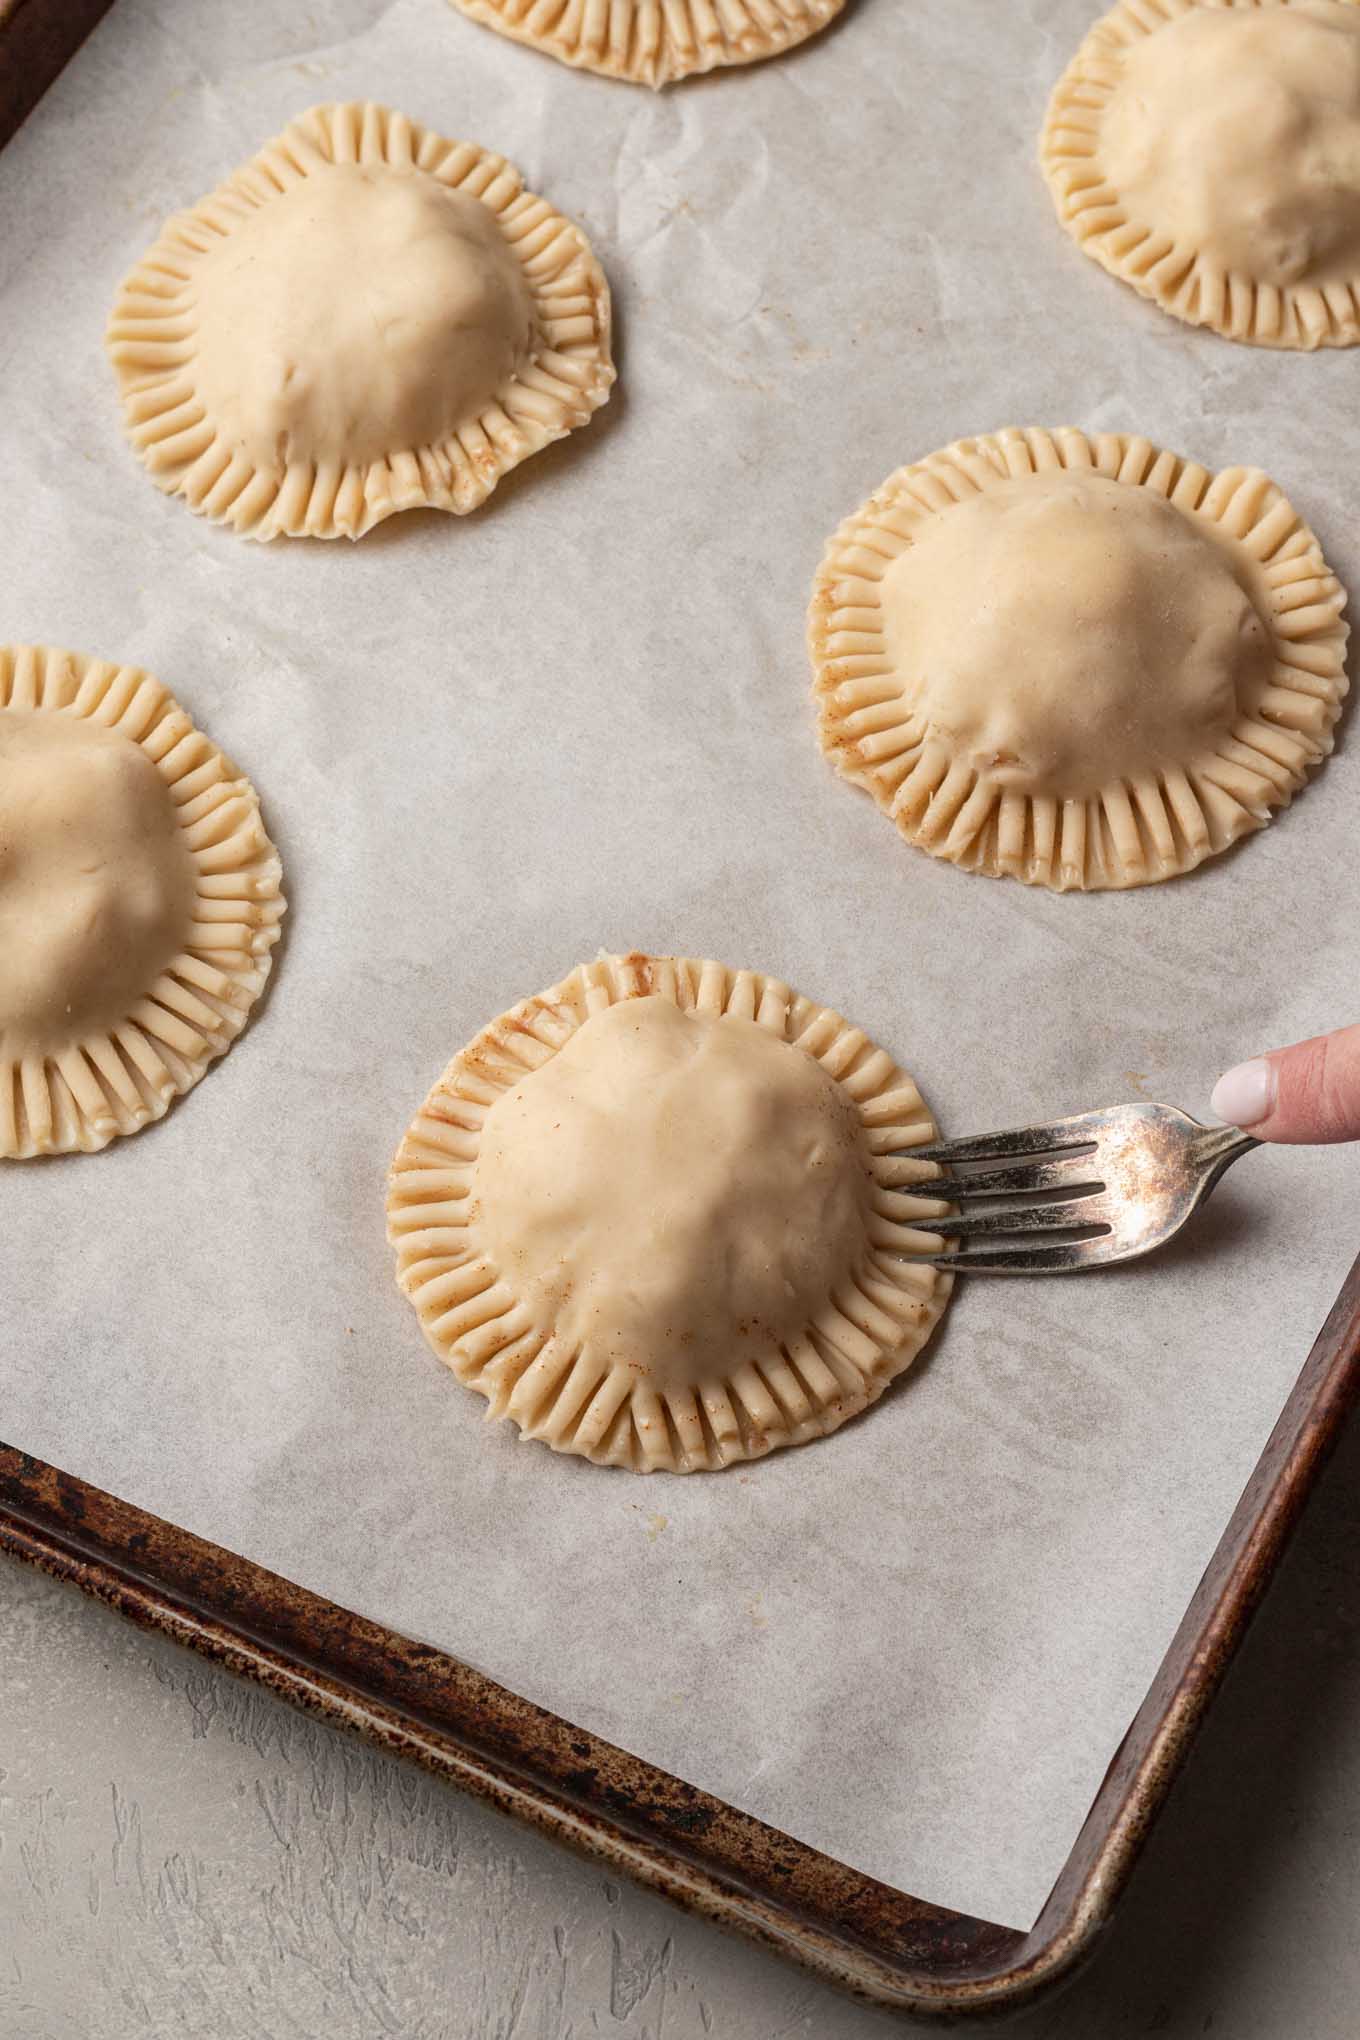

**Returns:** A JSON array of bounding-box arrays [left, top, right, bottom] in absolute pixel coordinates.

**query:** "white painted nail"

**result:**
[[1210, 1057, 1275, 1128]]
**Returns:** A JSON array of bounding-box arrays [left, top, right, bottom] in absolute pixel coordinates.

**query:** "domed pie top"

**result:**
[[883, 473, 1270, 804], [450, 0, 845, 88], [1, 714, 197, 1056], [0, 646, 284, 1157], [107, 103, 614, 539], [191, 165, 535, 474], [1043, 0, 1360, 348], [386, 953, 952, 1472], [809, 429, 1348, 891], [474, 999, 871, 1384]]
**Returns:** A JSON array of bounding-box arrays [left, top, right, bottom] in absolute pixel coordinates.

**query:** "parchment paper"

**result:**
[[2, 0, 1357, 1933]]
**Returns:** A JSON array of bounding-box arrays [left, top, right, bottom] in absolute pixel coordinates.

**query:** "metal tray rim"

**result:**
[[3, 1248, 1357, 2022], [4, 3, 1360, 2016]]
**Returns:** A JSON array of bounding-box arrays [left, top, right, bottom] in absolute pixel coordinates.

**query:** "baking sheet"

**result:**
[[2, 0, 1357, 1934]]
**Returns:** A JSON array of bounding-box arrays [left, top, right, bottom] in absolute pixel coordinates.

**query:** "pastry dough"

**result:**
[[0, 646, 284, 1157], [107, 103, 614, 539], [450, 0, 846, 87], [387, 953, 951, 1472], [809, 429, 1349, 890], [1042, 0, 1360, 348]]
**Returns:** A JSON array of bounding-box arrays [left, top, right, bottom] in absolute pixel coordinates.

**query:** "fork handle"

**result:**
[[1191, 1123, 1260, 1195]]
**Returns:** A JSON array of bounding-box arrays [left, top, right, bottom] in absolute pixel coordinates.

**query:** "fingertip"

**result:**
[[1210, 1057, 1275, 1129]]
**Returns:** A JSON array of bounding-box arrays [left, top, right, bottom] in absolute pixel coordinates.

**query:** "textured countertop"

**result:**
[[4, 1407, 1360, 2039]]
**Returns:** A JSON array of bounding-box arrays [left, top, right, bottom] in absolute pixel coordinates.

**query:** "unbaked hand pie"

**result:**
[[0, 646, 284, 1157], [387, 953, 951, 1472], [450, 0, 845, 87], [809, 428, 1348, 891], [1043, 0, 1360, 348], [107, 103, 614, 539]]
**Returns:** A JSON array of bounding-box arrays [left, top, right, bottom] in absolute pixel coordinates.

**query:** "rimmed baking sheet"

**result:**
[[2, 0, 1358, 1936]]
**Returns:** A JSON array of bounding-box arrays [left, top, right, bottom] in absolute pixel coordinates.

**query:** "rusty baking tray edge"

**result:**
[[0, 0, 115, 147], [3, 1253, 1358, 2022]]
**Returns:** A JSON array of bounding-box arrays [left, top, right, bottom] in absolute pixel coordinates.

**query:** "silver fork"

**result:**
[[902, 1104, 1260, 1273]]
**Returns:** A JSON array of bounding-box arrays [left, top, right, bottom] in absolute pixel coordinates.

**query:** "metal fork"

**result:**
[[901, 1104, 1260, 1273]]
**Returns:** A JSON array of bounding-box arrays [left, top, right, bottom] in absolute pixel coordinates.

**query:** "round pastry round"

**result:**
[[809, 429, 1349, 891], [107, 103, 614, 538], [449, 0, 845, 88], [0, 646, 285, 1157], [1042, 0, 1360, 348], [387, 953, 952, 1472]]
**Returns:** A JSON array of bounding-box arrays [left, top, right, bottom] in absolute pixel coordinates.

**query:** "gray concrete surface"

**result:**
[[4, 1407, 1360, 2039]]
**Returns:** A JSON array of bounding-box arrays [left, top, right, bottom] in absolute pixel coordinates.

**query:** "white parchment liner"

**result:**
[[1, 0, 1356, 1930]]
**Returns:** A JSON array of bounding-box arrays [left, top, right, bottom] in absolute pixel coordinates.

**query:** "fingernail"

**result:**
[[1211, 1057, 1275, 1128]]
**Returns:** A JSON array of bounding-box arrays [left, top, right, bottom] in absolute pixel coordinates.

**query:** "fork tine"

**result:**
[[927, 1239, 1110, 1275], [924, 1200, 1111, 1239], [912, 1106, 1260, 1274], [926, 1159, 1105, 1200], [911, 1111, 1104, 1165]]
